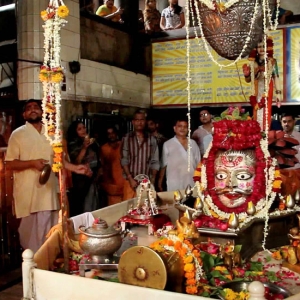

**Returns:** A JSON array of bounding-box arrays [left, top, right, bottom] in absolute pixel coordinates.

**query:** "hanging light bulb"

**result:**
[[228, 213, 239, 229], [246, 201, 256, 216]]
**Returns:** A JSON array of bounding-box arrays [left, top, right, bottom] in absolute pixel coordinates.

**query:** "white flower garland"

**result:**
[[267, 0, 280, 31], [185, 0, 191, 173], [41, 0, 68, 145]]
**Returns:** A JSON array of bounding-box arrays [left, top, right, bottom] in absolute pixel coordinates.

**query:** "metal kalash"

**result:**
[[193, 0, 276, 60]]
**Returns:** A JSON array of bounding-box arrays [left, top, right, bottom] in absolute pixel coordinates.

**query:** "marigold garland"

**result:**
[[150, 235, 204, 295], [40, 0, 68, 172]]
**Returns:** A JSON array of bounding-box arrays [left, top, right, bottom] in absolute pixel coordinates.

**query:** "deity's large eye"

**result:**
[[216, 172, 227, 180], [236, 172, 252, 180]]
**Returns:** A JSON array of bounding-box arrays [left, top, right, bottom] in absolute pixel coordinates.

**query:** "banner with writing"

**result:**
[[152, 30, 284, 106]]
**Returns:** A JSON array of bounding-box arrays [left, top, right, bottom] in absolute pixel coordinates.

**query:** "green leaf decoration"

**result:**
[[266, 255, 272, 262], [232, 107, 240, 118], [225, 115, 234, 120], [249, 261, 263, 271], [220, 109, 228, 118], [234, 245, 242, 253], [210, 270, 223, 278], [200, 291, 211, 297]]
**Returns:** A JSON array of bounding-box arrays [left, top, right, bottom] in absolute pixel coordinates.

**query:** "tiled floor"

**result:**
[[0, 282, 22, 300]]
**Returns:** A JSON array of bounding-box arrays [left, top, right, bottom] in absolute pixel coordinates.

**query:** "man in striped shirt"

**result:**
[[121, 110, 160, 200]]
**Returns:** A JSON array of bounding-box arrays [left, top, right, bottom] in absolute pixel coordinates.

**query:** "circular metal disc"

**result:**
[[39, 164, 51, 185], [118, 246, 167, 290]]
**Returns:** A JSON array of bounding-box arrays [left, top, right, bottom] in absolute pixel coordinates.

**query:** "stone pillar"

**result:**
[[17, 0, 48, 101]]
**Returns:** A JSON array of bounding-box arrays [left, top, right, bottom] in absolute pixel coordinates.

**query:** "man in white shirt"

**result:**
[[158, 118, 200, 192], [281, 113, 300, 169], [192, 106, 213, 157], [5, 99, 88, 252]]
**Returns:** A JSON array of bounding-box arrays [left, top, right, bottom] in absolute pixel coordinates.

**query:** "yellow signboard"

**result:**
[[288, 27, 300, 102], [152, 30, 284, 106]]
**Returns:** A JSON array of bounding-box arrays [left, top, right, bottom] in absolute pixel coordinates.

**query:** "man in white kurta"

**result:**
[[158, 119, 200, 192], [5, 100, 59, 252]]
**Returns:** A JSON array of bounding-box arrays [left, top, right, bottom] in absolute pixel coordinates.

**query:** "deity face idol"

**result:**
[[257, 42, 265, 57], [214, 150, 256, 208]]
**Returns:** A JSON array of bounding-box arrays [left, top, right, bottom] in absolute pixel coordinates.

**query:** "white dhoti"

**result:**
[[18, 210, 59, 253]]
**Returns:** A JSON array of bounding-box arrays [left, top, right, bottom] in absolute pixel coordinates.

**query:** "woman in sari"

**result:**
[[67, 121, 100, 216], [143, 0, 161, 35]]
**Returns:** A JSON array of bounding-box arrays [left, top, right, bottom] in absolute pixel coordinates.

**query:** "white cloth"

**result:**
[[192, 125, 212, 156], [70, 212, 95, 234], [161, 6, 183, 29], [18, 210, 58, 252], [161, 136, 200, 191], [5, 122, 59, 218], [202, 134, 213, 156]]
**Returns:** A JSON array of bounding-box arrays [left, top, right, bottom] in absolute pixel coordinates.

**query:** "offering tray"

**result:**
[[79, 255, 120, 277]]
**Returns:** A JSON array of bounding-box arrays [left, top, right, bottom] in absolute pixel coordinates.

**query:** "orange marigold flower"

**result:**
[[161, 238, 169, 245], [184, 263, 195, 272], [174, 241, 182, 250], [167, 240, 174, 246], [274, 170, 281, 177], [40, 10, 48, 21], [185, 271, 195, 279], [192, 250, 200, 258], [179, 247, 187, 257], [186, 279, 196, 285], [57, 5, 69, 18], [273, 180, 282, 189], [184, 255, 193, 264], [186, 285, 198, 295], [225, 274, 232, 280]]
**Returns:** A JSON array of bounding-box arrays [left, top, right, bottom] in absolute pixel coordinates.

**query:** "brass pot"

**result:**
[[197, 0, 275, 60], [78, 219, 122, 263]]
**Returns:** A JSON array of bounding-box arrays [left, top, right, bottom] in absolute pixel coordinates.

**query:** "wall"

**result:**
[[280, 0, 300, 14], [17, 0, 151, 114]]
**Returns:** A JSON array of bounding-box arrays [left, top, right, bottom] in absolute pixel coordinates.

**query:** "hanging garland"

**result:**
[[40, 0, 69, 172]]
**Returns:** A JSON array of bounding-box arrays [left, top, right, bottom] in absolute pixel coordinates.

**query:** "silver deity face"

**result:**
[[214, 150, 256, 208]]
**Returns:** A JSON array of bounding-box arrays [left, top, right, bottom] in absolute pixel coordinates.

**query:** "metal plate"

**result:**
[[218, 281, 292, 299], [39, 164, 51, 185], [118, 246, 167, 290]]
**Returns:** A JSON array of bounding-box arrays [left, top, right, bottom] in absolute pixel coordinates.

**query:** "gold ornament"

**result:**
[[246, 201, 256, 216], [228, 213, 239, 229], [174, 190, 183, 202], [185, 184, 193, 197], [194, 197, 203, 210], [286, 195, 295, 209]]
